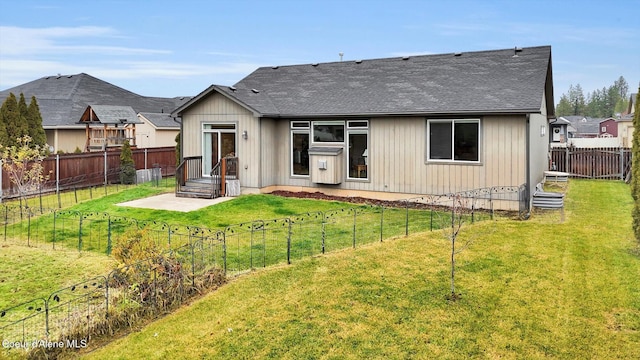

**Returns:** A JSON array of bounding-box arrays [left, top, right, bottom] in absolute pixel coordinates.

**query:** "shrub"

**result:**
[[119, 140, 136, 184]]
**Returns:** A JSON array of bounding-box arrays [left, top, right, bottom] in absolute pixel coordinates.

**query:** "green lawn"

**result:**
[[84, 180, 640, 359]]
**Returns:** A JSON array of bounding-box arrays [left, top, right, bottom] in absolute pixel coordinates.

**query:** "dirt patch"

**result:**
[[269, 190, 428, 209]]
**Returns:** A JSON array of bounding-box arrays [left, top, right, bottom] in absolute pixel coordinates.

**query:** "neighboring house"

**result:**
[[136, 112, 180, 148], [79, 105, 141, 151], [599, 118, 617, 137], [566, 116, 600, 138], [549, 117, 572, 145], [172, 46, 555, 210], [0, 73, 189, 153]]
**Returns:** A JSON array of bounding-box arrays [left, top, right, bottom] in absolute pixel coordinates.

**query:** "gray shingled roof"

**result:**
[[139, 112, 180, 128], [0, 73, 191, 128], [175, 46, 553, 118], [82, 105, 141, 124]]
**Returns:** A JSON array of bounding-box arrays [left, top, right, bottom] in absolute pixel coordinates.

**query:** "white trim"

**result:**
[[427, 118, 481, 163]]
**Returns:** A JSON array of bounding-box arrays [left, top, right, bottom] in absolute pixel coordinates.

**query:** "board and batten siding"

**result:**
[[180, 93, 262, 188], [266, 115, 527, 197]]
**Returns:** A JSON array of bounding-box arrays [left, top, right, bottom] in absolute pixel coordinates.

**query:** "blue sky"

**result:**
[[0, 0, 639, 105]]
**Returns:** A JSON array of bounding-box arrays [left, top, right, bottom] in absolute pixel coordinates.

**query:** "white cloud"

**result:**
[[0, 26, 168, 56]]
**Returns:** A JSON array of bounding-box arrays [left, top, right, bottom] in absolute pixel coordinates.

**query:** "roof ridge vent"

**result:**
[[229, 86, 237, 92], [312, 63, 319, 67], [402, 56, 410, 60], [355, 59, 362, 64], [251, 88, 260, 94], [454, 52, 462, 56], [272, 66, 279, 69]]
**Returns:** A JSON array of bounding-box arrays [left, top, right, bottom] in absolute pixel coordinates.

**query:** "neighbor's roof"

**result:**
[[80, 105, 141, 124], [173, 45, 554, 118], [0, 73, 190, 128], [138, 112, 180, 129]]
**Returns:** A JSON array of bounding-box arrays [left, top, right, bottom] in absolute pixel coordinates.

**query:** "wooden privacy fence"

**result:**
[[1, 147, 177, 197], [549, 147, 632, 180]]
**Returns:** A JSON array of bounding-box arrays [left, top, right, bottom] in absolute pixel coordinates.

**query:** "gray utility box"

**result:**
[[308, 147, 343, 184]]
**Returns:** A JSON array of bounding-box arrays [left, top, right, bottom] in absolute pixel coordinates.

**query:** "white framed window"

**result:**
[[427, 119, 480, 162], [291, 121, 310, 176], [347, 120, 369, 180]]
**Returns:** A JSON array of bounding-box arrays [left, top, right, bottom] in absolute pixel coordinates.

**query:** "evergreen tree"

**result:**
[[27, 96, 47, 147], [0, 93, 24, 147], [631, 91, 640, 242], [16, 93, 29, 138], [568, 84, 586, 115], [555, 94, 572, 117], [0, 96, 9, 146], [119, 140, 136, 184]]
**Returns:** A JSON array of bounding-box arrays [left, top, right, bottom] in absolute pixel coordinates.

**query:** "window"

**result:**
[[291, 122, 310, 176], [428, 119, 479, 162], [313, 121, 344, 143], [347, 120, 368, 180]]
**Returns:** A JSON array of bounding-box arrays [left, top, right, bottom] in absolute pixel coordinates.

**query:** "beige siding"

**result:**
[[529, 92, 551, 193], [181, 93, 261, 188], [180, 91, 532, 207], [267, 115, 527, 196], [135, 120, 178, 148], [49, 129, 86, 153]]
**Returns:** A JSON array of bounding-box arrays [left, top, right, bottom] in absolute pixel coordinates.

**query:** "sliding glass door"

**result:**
[[203, 124, 236, 176]]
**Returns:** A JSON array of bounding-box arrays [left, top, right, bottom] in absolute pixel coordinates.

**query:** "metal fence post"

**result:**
[[287, 219, 292, 265], [321, 214, 326, 254], [106, 215, 112, 255], [405, 201, 409, 236], [52, 210, 56, 249], [352, 208, 357, 249], [380, 206, 384, 242], [222, 232, 227, 276], [104, 151, 108, 196], [4, 205, 8, 242], [27, 210, 31, 247], [78, 213, 83, 252], [191, 242, 196, 289]]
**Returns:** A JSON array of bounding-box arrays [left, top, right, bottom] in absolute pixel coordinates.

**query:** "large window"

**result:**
[[291, 121, 310, 176], [347, 120, 368, 180], [428, 119, 480, 162], [313, 121, 344, 143]]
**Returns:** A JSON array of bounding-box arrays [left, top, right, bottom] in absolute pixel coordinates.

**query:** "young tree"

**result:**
[[26, 96, 47, 147], [631, 92, 640, 242], [439, 194, 494, 301], [119, 140, 136, 184], [0, 135, 50, 201]]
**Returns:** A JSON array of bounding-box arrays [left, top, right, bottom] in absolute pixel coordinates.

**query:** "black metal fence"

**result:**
[[0, 185, 525, 357], [0, 239, 225, 358]]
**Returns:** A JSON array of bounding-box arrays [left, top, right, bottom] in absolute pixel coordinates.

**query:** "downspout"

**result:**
[[525, 114, 531, 219]]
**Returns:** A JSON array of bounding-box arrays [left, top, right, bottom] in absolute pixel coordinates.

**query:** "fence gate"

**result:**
[[550, 147, 632, 180]]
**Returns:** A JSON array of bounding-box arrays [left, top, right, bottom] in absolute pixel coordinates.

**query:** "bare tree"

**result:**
[[439, 194, 493, 301]]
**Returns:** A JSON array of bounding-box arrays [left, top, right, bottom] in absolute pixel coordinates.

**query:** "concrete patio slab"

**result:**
[[117, 193, 235, 212]]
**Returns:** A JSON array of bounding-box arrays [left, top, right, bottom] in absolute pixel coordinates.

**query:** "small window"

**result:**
[[428, 119, 480, 162], [292, 121, 310, 129], [347, 120, 368, 129]]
